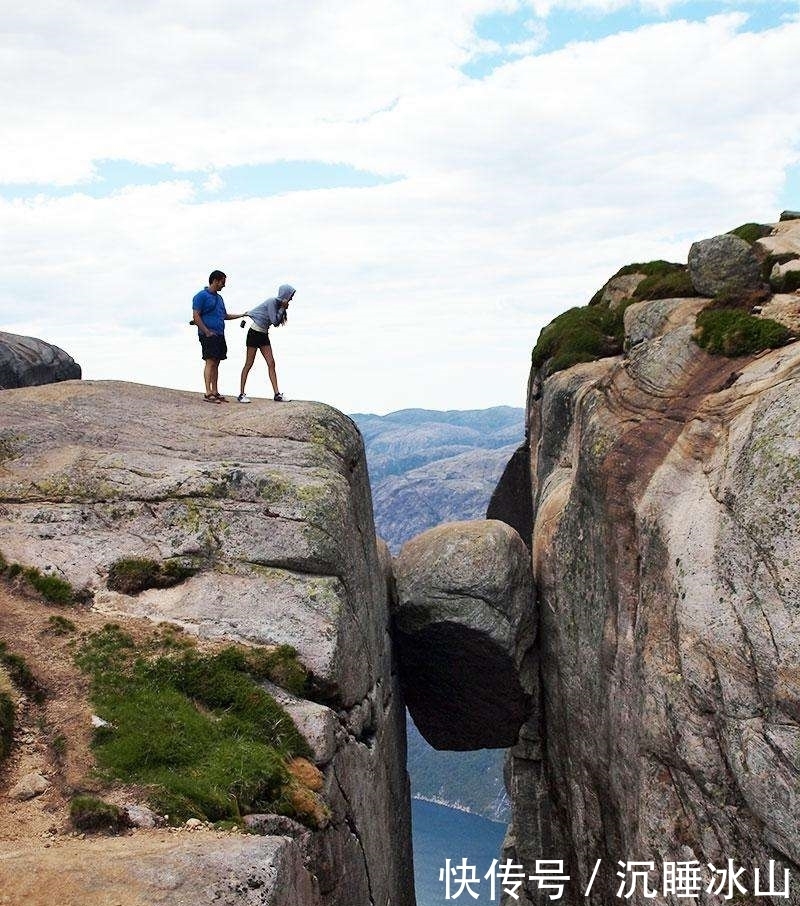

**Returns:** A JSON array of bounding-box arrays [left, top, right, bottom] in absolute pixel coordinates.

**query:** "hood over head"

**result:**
[[277, 284, 296, 304]]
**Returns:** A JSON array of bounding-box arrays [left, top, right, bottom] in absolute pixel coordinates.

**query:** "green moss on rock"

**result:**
[[532, 303, 624, 376], [107, 557, 195, 595], [22, 567, 75, 605], [613, 260, 685, 279], [727, 222, 773, 245], [1, 554, 76, 605], [69, 795, 129, 833], [694, 308, 790, 356], [632, 268, 697, 301], [770, 267, 800, 294]]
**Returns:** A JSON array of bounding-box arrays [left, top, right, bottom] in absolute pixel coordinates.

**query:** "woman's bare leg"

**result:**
[[260, 345, 279, 395], [240, 346, 257, 396]]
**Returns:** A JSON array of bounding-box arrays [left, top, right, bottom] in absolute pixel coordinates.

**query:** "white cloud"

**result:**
[[202, 172, 224, 193], [1, 5, 799, 413]]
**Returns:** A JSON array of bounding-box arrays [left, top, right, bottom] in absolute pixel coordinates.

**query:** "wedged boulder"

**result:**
[[394, 519, 534, 750], [0, 331, 81, 389], [688, 233, 763, 296]]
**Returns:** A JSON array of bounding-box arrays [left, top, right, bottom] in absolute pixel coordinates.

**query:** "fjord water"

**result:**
[[412, 798, 507, 905]]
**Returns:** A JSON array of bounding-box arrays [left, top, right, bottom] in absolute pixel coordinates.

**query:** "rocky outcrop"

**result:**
[[0, 832, 318, 906], [598, 272, 647, 309], [487, 443, 532, 549], [0, 331, 81, 389], [501, 218, 800, 904], [688, 234, 763, 296], [0, 381, 413, 906], [394, 520, 534, 750]]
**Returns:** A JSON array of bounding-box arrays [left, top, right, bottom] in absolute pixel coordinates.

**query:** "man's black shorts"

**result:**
[[246, 328, 271, 349], [199, 334, 227, 361]]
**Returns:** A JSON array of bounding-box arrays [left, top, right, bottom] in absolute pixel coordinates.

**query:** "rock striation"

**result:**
[[0, 381, 414, 906], [0, 331, 81, 389]]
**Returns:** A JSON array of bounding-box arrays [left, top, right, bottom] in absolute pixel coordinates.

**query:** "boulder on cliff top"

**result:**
[[394, 519, 534, 750], [687, 233, 763, 296], [0, 331, 81, 390]]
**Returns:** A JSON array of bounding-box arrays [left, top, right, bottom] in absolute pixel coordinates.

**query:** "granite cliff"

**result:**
[[395, 216, 800, 904], [0, 382, 413, 906]]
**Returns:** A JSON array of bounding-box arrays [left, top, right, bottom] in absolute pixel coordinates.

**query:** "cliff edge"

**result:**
[[0, 381, 414, 906]]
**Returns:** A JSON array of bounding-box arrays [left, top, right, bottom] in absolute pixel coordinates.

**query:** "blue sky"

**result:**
[[1, 1, 798, 412]]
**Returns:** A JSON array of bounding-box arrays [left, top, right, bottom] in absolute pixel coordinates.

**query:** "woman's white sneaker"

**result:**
[[237, 393, 251, 403]]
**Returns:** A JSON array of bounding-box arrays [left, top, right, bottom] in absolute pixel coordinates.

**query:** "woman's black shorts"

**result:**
[[246, 328, 271, 348]]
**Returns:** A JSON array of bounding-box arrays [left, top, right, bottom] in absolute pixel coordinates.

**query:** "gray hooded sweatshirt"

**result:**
[[246, 284, 295, 332]]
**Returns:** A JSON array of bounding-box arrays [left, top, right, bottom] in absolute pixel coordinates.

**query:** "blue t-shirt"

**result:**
[[192, 288, 226, 335]]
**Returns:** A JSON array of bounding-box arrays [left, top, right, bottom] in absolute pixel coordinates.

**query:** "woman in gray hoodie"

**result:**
[[237, 284, 295, 403]]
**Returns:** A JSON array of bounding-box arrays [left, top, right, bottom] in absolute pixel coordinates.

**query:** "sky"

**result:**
[[1, 0, 799, 414]]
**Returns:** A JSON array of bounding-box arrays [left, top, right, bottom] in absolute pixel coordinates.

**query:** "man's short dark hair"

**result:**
[[209, 270, 226, 284]]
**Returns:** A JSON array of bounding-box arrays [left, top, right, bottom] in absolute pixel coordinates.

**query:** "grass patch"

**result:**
[[76, 626, 312, 824], [69, 795, 129, 834], [727, 222, 772, 245], [51, 733, 67, 763], [0, 641, 44, 703], [23, 567, 76, 605], [588, 259, 694, 308], [1, 554, 76, 605], [107, 557, 195, 595], [532, 303, 624, 376], [694, 308, 791, 356], [245, 644, 309, 697], [632, 268, 697, 301], [0, 690, 14, 759], [706, 286, 771, 311], [0, 434, 21, 464], [771, 267, 800, 294], [613, 260, 685, 279], [762, 252, 797, 282], [45, 614, 77, 635]]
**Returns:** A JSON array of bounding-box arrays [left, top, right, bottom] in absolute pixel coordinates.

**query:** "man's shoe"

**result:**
[[237, 393, 251, 404], [274, 392, 285, 402]]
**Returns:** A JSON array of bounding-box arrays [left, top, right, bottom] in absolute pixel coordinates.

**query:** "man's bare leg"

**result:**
[[204, 359, 220, 396]]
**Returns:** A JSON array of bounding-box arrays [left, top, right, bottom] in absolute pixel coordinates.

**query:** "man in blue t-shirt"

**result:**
[[192, 270, 245, 403]]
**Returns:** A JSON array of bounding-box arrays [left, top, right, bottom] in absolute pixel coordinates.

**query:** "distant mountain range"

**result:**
[[351, 406, 524, 553], [350, 406, 525, 822]]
